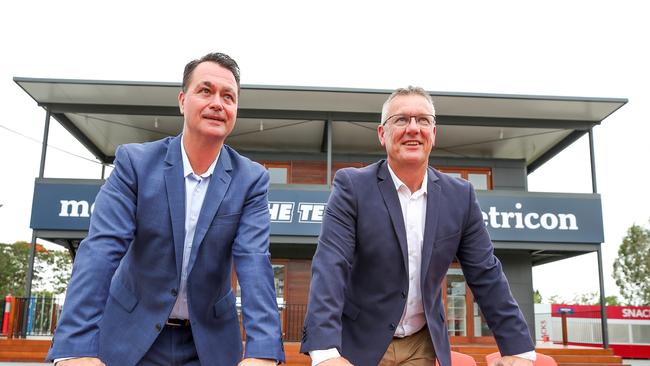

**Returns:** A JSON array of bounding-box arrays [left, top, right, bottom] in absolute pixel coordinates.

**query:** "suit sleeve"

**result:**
[[233, 167, 285, 362], [47, 145, 137, 361], [456, 185, 534, 356], [300, 169, 357, 353]]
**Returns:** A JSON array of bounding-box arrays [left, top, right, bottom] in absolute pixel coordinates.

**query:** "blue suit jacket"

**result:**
[[300, 161, 533, 366], [47, 135, 284, 365]]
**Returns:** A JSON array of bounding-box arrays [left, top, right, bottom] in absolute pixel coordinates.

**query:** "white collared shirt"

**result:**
[[386, 163, 428, 337], [169, 137, 219, 319]]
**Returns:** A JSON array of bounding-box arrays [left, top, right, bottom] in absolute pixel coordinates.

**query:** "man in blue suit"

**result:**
[[47, 53, 284, 366], [301, 87, 535, 366]]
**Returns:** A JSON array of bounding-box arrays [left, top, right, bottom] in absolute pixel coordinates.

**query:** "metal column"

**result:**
[[589, 129, 598, 193], [326, 117, 332, 187], [590, 128, 609, 349], [23, 108, 51, 337]]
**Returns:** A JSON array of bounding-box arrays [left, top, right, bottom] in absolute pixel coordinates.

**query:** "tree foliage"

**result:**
[[570, 291, 620, 306], [533, 289, 542, 304], [613, 220, 650, 306], [0, 241, 72, 297]]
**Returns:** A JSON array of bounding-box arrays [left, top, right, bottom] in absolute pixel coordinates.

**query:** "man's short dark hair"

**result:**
[[182, 52, 240, 92]]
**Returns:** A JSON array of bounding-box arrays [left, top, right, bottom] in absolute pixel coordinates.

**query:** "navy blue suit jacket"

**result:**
[[301, 160, 533, 366], [47, 135, 284, 365]]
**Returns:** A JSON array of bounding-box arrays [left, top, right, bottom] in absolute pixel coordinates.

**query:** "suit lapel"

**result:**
[[163, 136, 186, 278], [377, 161, 409, 273], [186, 146, 232, 273], [421, 167, 441, 280]]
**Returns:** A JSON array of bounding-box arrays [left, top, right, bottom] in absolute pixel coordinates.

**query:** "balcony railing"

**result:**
[[2, 297, 308, 342], [1, 296, 63, 338]]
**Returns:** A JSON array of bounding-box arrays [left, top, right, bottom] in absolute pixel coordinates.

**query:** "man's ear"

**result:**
[[377, 124, 386, 147], [178, 91, 185, 115]]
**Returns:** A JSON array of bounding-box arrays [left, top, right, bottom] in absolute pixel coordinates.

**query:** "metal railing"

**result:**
[[2, 297, 309, 342], [535, 310, 604, 347], [281, 304, 307, 341], [1, 296, 63, 338]]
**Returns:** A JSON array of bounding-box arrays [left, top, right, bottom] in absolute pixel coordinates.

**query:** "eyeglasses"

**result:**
[[382, 114, 435, 128]]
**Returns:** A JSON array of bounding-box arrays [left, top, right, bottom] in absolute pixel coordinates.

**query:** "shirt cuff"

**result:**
[[53, 357, 76, 365], [309, 348, 341, 366], [512, 350, 537, 361]]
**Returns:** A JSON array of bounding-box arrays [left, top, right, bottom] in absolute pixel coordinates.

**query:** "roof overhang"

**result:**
[[15, 77, 627, 172]]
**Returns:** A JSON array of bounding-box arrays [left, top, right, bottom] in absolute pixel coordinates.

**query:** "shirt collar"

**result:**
[[180, 135, 219, 179], [386, 161, 428, 196]]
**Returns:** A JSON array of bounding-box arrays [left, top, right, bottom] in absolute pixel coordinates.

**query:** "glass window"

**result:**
[[438, 168, 492, 190], [446, 268, 466, 336], [609, 323, 630, 343], [268, 167, 288, 184], [631, 324, 650, 343], [273, 264, 285, 299], [468, 173, 488, 190], [473, 301, 492, 336]]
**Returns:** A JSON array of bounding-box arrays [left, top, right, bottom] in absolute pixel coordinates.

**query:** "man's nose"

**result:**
[[405, 117, 420, 132], [209, 95, 224, 110]]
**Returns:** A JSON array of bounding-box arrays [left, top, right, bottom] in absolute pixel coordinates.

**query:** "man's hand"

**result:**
[[490, 356, 533, 366], [57, 357, 105, 366], [317, 357, 354, 366], [238, 358, 278, 366]]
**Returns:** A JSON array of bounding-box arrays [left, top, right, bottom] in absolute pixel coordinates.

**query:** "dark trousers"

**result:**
[[136, 325, 200, 366]]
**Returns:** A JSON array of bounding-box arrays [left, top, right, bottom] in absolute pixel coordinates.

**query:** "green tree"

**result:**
[[533, 289, 542, 304], [570, 292, 620, 305], [613, 220, 650, 306], [0, 241, 72, 297], [604, 295, 621, 306], [547, 294, 565, 304], [573, 291, 599, 305]]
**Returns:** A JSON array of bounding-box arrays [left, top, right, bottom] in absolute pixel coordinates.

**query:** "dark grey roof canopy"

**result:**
[[14, 77, 627, 173]]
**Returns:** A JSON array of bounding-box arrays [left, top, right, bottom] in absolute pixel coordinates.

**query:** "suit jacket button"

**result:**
[[155, 323, 162, 332], [171, 288, 178, 297], [401, 291, 407, 298], [389, 323, 396, 330]]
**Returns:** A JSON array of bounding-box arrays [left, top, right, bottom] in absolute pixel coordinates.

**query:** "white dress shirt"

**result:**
[[169, 138, 219, 319]]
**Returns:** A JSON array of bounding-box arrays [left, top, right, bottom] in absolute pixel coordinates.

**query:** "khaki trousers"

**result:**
[[378, 327, 437, 365]]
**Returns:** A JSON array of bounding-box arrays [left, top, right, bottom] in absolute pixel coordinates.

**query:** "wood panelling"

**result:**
[[287, 259, 311, 305], [260, 160, 365, 184]]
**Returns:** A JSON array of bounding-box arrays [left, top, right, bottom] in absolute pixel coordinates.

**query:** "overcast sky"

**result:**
[[1, 0, 648, 302]]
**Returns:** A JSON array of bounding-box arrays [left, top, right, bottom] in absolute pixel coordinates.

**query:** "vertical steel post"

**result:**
[[590, 128, 609, 348], [597, 247, 610, 348], [23, 108, 51, 337], [326, 117, 332, 187], [589, 129, 598, 193]]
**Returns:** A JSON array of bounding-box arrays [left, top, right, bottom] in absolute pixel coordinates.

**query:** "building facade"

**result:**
[[16, 77, 626, 344]]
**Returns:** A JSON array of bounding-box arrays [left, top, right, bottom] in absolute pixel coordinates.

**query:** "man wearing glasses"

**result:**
[[301, 86, 535, 366]]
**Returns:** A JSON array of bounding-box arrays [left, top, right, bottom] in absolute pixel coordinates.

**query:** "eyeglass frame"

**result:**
[[381, 113, 436, 128]]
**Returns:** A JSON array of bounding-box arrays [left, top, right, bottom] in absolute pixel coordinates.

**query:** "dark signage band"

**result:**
[[31, 179, 604, 243]]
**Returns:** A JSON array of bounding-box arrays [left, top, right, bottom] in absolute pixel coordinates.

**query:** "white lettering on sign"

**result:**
[[481, 202, 578, 231], [59, 200, 95, 217], [297, 203, 326, 223], [268, 202, 294, 222], [622, 308, 650, 318]]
